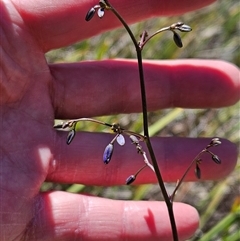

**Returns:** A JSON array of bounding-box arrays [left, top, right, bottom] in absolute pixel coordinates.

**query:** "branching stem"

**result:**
[[108, 3, 179, 241]]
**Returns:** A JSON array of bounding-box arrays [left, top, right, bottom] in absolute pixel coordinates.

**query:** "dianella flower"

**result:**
[[85, 0, 111, 21]]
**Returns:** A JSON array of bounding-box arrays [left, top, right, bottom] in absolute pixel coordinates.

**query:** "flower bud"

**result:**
[[173, 31, 183, 48], [178, 24, 192, 32], [195, 164, 201, 179], [103, 143, 114, 164], [67, 129, 75, 145], [129, 135, 139, 144], [85, 7, 96, 21], [117, 134, 125, 146], [97, 8, 105, 18], [212, 155, 221, 164], [209, 138, 221, 147], [126, 175, 136, 185]]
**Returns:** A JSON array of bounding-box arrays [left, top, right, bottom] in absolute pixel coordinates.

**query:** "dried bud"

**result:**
[[195, 164, 201, 179], [103, 143, 114, 164], [67, 129, 75, 145], [117, 134, 125, 146], [209, 138, 221, 147], [129, 135, 139, 144], [173, 31, 183, 48], [170, 22, 192, 32], [178, 24, 192, 32], [126, 175, 136, 185], [85, 7, 96, 21], [212, 155, 221, 164]]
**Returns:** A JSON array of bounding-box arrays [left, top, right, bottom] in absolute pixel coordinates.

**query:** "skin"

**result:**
[[0, 0, 239, 240]]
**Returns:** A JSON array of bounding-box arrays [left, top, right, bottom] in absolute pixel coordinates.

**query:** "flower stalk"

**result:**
[[54, 2, 222, 241]]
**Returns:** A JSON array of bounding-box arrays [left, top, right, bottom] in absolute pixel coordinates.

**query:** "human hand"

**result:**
[[1, 0, 239, 240]]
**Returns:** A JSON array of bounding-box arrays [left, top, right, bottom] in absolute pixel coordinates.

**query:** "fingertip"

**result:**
[[168, 59, 240, 108], [211, 61, 240, 106], [173, 202, 199, 241]]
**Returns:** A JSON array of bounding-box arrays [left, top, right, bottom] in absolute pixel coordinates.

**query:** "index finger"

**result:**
[[16, 0, 216, 51]]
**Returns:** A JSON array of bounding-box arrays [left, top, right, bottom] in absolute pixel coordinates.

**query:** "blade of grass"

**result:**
[[199, 206, 240, 241], [225, 229, 240, 241], [141, 108, 184, 136], [200, 178, 229, 229], [66, 184, 85, 193], [133, 184, 152, 200]]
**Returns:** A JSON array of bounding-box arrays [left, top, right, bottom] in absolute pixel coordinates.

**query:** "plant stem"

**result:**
[[137, 50, 178, 241], [108, 3, 179, 241]]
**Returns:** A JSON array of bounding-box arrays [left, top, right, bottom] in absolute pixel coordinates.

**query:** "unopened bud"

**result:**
[[212, 155, 221, 164], [103, 143, 114, 164], [195, 164, 201, 179], [173, 31, 183, 48], [126, 175, 136, 185], [85, 7, 96, 21], [66, 129, 75, 145]]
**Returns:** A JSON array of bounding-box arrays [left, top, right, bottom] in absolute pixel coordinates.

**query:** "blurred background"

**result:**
[[44, 0, 239, 240]]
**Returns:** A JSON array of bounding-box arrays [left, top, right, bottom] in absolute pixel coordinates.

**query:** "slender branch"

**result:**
[[55, 118, 112, 129], [170, 150, 205, 202], [139, 27, 170, 49]]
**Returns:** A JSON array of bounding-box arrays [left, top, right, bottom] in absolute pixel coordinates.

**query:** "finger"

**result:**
[[46, 132, 237, 185], [51, 59, 240, 119], [16, 0, 216, 51], [30, 191, 199, 241]]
